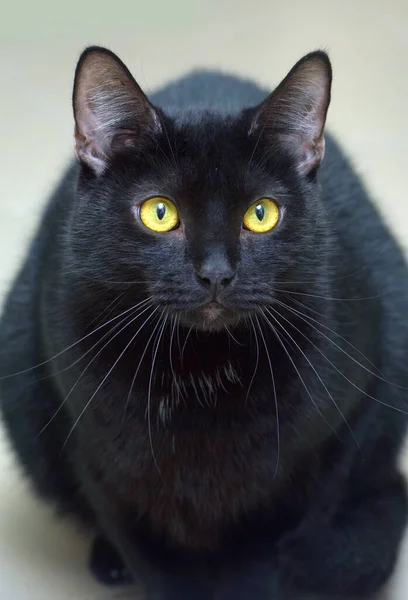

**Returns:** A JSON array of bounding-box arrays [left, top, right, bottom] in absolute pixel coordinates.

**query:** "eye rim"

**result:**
[[138, 195, 180, 233], [242, 197, 280, 233]]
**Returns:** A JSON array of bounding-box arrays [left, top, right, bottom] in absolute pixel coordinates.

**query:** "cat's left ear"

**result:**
[[73, 46, 161, 175], [250, 51, 332, 176]]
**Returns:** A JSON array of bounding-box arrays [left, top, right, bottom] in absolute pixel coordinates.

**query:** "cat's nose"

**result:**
[[196, 261, 235, 299]]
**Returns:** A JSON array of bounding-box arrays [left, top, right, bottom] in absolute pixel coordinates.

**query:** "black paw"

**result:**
[[89, 535, 134, 587], [277, 525, 335, 591], [216, 558, 280, 600]]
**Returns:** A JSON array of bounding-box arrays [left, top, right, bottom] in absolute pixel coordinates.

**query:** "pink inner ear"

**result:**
[[297, 135, 326, 176], [110, 130, 142, 151], [74, 125, 109, 176]]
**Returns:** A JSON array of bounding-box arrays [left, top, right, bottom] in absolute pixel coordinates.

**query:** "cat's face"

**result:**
[[71, 48, 332, 331]]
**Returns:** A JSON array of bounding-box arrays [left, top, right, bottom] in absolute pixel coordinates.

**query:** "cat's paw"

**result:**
[[215, 558, 280, 600], [277, 525, 334, 589], [89, 535, 134, 587]]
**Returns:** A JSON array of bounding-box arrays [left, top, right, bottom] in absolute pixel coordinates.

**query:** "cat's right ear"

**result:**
[[73, 47, 161, 176]]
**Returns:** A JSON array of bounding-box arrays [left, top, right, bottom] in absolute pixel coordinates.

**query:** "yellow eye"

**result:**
[[139, 197, 179, 232], [243, 199, 279, 233]]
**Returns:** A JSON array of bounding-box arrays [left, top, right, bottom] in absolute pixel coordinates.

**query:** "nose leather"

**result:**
[[197, 256, 235, 299]]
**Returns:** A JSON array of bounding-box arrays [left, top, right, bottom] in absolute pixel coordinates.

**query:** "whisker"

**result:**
[[224, 326, 244, 346], [37, 303, 154, 439], [169, 315, 181, 405], [86, 291, 127, 329], [285, 295, 339, 320], [31, 305, 145, 398], [275, 297, 407, 390], [281, 295, 383, 374], [273, 288, 390, 302], [122, 310, 164, 420], [264, 306, 359, 449], [254, 315, 280, 478], [59, 306, 159, 451], [176, 313, 182, 355], [272, 245, 389, 286], [0, 296, 153, 380], [147, 313, 168, 476], [259, 309, 342, 442], [246, 315, 260, 402], [268, 304, 408, 416], [181, 324, 194, 363]]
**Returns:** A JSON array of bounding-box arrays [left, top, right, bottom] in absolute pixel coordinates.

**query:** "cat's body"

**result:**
[[1, 50, 407, 599]]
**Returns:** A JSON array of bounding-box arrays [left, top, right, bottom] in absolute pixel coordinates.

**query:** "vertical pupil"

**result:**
[[157, 202, 166, 220], [255, 204, 265, 221]]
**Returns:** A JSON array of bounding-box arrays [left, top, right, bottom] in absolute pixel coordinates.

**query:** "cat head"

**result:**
[[71, 47, 332, 331]]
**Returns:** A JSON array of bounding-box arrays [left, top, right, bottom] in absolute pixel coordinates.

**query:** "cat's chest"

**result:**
[[73, 338, 295, 548], [88, 412, 284, 550]]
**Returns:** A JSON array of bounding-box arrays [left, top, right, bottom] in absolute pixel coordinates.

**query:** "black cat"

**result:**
[[1, 46, 407, 599]]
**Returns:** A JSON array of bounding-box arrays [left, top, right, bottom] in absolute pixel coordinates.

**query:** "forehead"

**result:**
[[160, 113, 281, 203], [127, 110, 289, 214], [171, 112, 249, 165]]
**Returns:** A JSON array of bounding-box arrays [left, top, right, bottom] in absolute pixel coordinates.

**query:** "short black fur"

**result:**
[[1, 47, 408, 599]]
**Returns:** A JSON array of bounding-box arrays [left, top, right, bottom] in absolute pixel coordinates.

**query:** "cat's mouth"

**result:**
[[202, 301, 227, 319], [181, 301, 238, 331]]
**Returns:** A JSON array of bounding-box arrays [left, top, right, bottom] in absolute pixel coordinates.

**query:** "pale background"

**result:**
[[0, 0, 408, 598]]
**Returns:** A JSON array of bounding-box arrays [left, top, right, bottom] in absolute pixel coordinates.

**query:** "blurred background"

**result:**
[[0, 0, 407, 598]]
